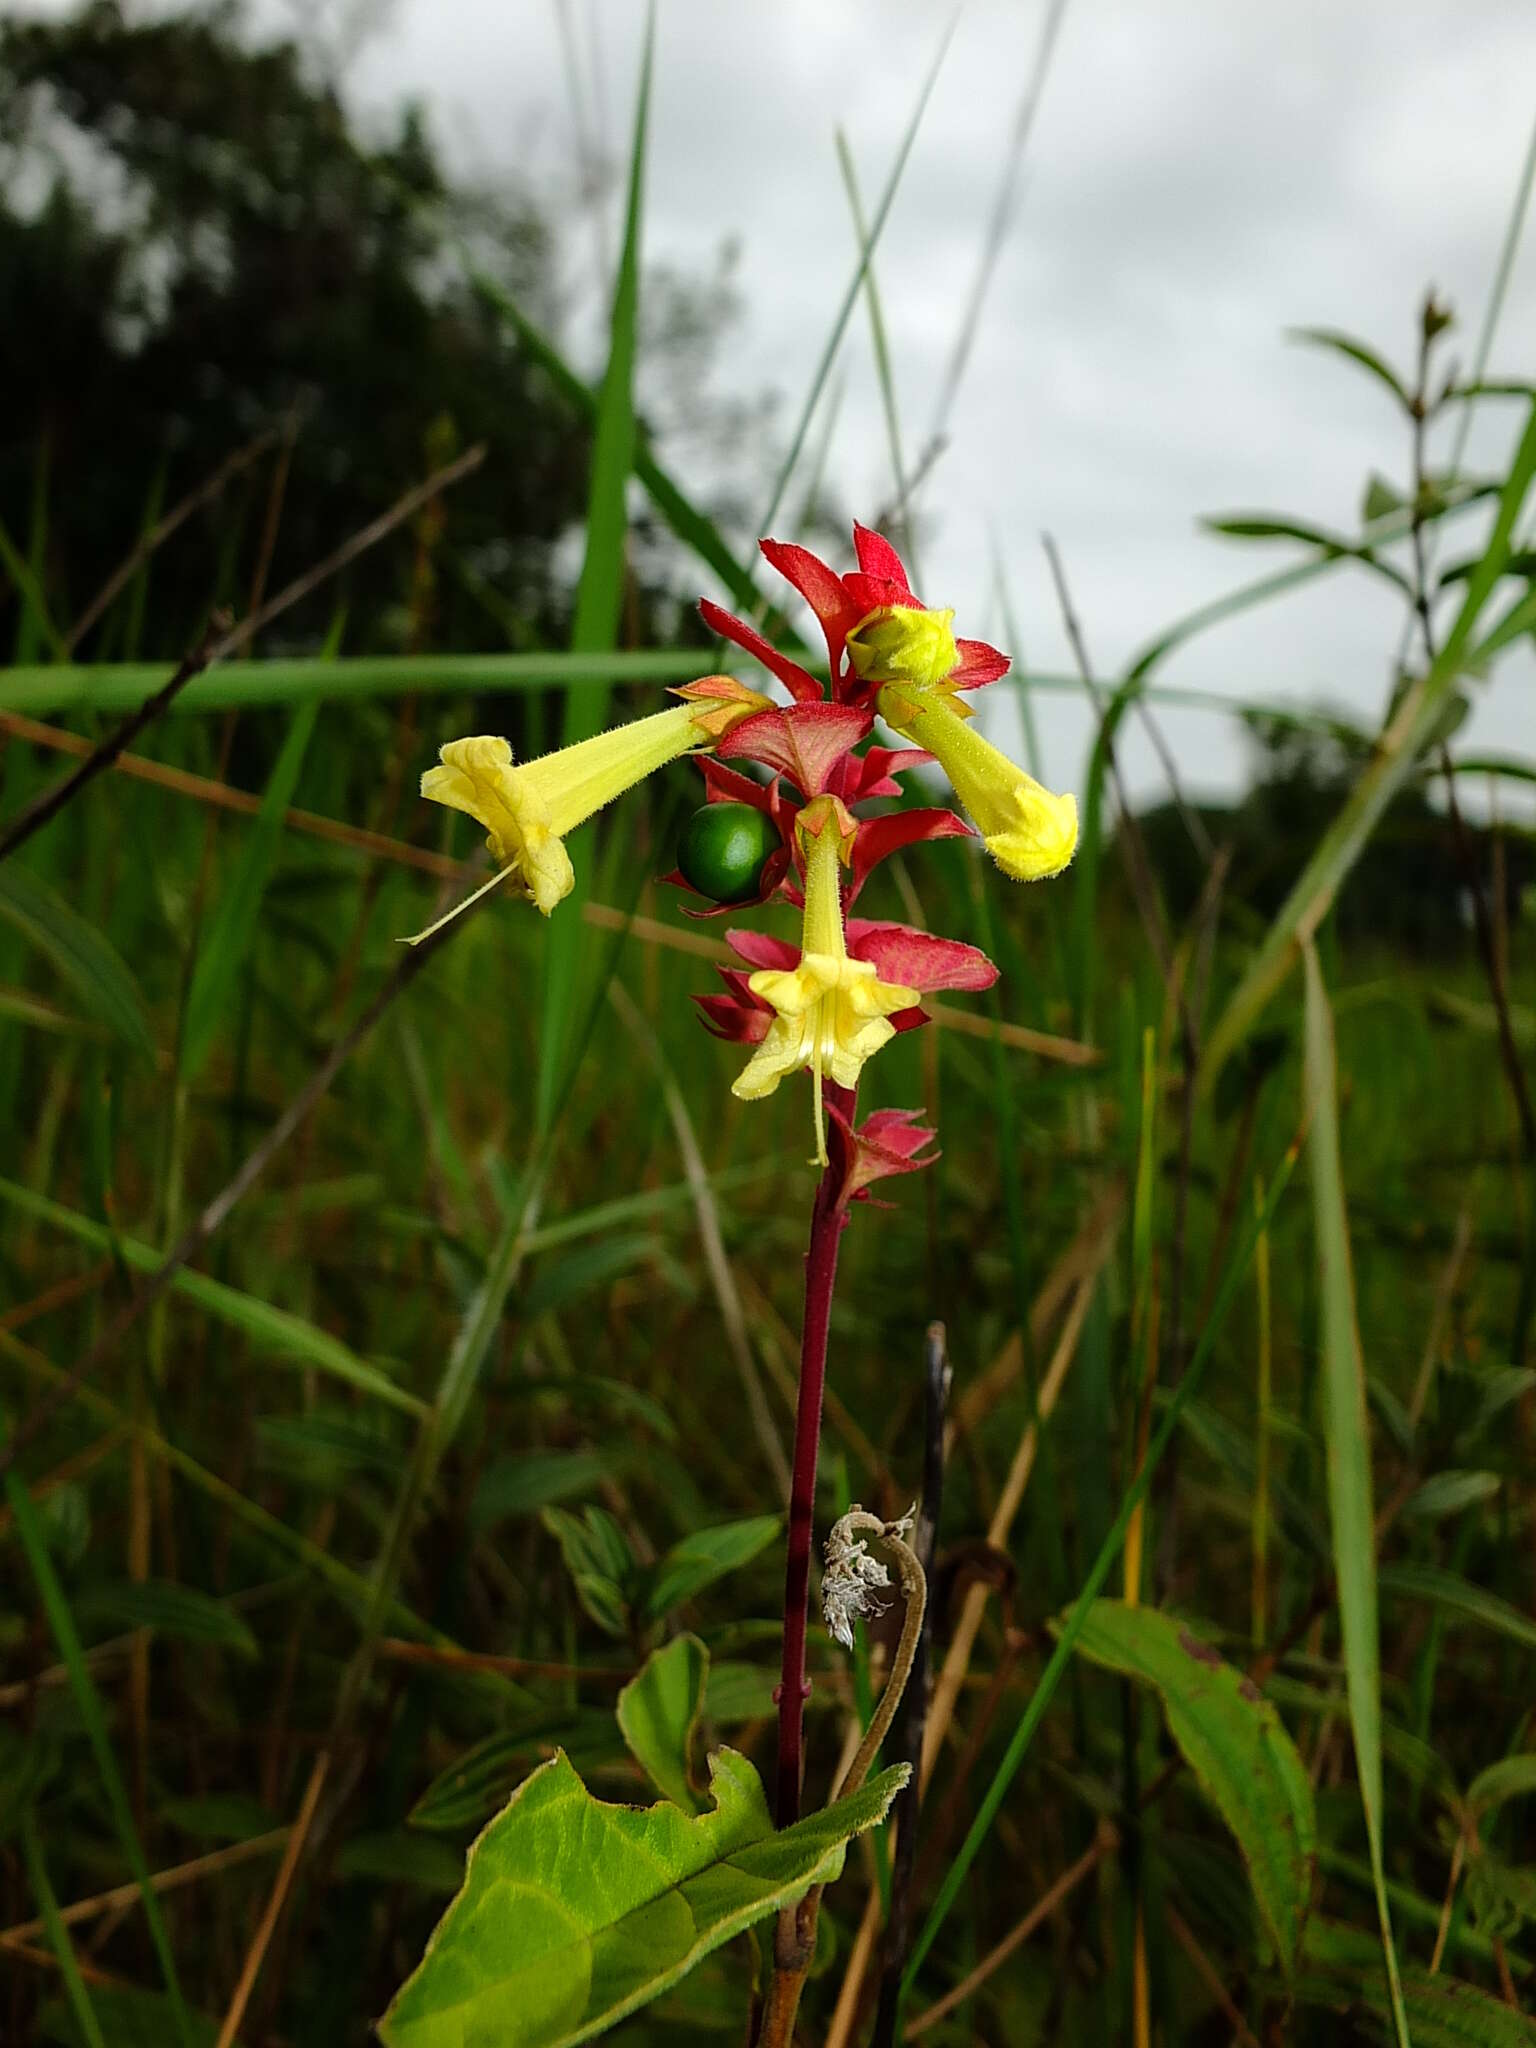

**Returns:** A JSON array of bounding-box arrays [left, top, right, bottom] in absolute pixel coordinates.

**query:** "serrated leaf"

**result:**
[[617, 1634, 707, 1812], [76, 1579, 257, 1657], [378, 1746, 906, 2048], [643, 1515, 780, 1622], [1057, 1600, 1315, 1972], [471, 1452, 617, 1536], [0, 867, 153, 1057]]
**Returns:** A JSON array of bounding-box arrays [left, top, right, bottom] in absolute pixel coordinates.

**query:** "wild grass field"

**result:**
[[2, 7, 1535, 2046]]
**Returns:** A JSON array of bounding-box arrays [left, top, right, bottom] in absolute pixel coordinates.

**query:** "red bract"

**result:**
[[827, 1104, 940, 1212]]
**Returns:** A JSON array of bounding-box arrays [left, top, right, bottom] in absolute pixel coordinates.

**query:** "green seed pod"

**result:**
[[676, 802, 779, 905]]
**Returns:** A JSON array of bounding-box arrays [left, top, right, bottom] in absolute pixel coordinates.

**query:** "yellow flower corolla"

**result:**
[[410, 686, 767, 943], [879, 682, 1078, 882], [732, 799, 919, 1166], [846, 604, 958, 690]]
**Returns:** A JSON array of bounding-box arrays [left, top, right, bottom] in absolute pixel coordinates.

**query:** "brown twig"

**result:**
[[0, 443, 485, 865], [214, 1751, 329, 2048], [0, 1832, 288, 1948], [374, 1639, 634, 1685]]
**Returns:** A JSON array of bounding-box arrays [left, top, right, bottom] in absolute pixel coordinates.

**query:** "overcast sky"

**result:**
[[113, 3, 1536, 809]]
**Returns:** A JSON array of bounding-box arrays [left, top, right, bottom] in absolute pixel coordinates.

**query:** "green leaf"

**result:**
[[1302, 946, 1410, 2046], [408, 1714, 582, 1834], [161, 1793, 280, 1843], [1366, 1966, 1536, 2047], [1379, 1561, 1536, 1651], [1468, 1754, 1536, 1822], [1058, 1600, 1315, 1971], [1201, 513, 1410, 593], [617, 1634, 708, 1812], [378, 1746, 906, 2048], [1401, 1469, 1502, 1520], [643, 1515, 781, 1622], [519, 1234, 659, 1323], [0, 1176, 425, 1416], [36, 1986, 220, 2048], [1362, 473, 1407, 522], [22, 1810, 106, 2048], [470, 1451, 617, 1535], [5, 1466, 196, 2048], [0, 867, 153, 1057], [76, 1578, 258, 1657], [180, 693, 321, 1081], [1288, 325, 1411, 408], [543, 1506, 636, 1639]]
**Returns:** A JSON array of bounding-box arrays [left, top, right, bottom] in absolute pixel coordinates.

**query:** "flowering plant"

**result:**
[[400, 522, 1077, 2043]]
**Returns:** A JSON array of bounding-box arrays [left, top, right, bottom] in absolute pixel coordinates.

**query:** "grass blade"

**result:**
[[1302, 941, 1410, 2048], [537, 5, 653, 1136], [0, 864, 154, 1059], [5, 1460, 195, 2048], [20, 1810, 107, 2048]]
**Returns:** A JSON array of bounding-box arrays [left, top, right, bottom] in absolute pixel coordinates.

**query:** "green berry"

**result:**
[[676, 802, 779, 904]]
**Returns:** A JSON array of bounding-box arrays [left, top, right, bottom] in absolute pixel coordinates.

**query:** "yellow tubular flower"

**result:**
[[879, 682, 1079, 882], [731, 798, 920, 1166], [411, 686, 767, 942]]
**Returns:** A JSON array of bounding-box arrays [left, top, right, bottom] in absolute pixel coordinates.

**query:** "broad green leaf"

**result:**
[[0, 1176, 425, 1416], [470, 1451, 617, 1535], [1302, 945, 1409, 2045], [181, 693, 321, 1080], [617, 1634, 707, 1812], [378, 1746, 906, 2048], [1288, 325, 1411, 407], [1379, 1561, 1536, 1651], [1468, 1754, 1536, 1822], [643, 1515, 781, 1622], [0, 867, 153, 1057], [1058, 1600, 1315, 1971], [1402, 1469, 1501, 1520], [76, 1578, 258, 1657]]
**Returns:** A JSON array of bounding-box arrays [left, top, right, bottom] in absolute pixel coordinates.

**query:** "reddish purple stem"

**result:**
[[774, 1079, 854, 1827]]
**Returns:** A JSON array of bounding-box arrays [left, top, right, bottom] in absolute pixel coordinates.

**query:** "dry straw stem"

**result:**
[[0, 710, 1100, 1068], [0, 443, 485, 865], [0, 1832, 289, 1950], [213, 1752, 330, 2048]]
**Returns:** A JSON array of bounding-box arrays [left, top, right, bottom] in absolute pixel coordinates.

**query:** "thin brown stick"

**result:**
[[1428, 1832, 1466, 1974], [375, 1639, 634, 1685], [0, 1832, 288, 1947], [0, 1259, 114, 1335], [0, 443, 485, 864], [213, 1752, 330, 2048], [64, 428, 282, 655], [906, 1826, 1114, 2037]]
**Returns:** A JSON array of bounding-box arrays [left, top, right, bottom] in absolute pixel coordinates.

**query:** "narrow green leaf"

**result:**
[[337, 1830, 466, 1893], [1401, 1470, 1502, 1521], [5, 1465, 195, 2048], [378, 1747, 906, 2048], [1468, 1753, 1536, 1822], [161, 1793, 280, 1843], [181, 694, 321, 1080], [1058, 1600, 1315, 1971], [0, 1176, 425, 1415], [1201, 513, 1410, 593], [408, 1714, 585, 1834], [76, 1578, 259, 1657], [538, 13, 653, 1137], [617, 1634, 708, 1812], [0, 510, 67, 663], [0, 867, 153, 1057], [1302, 944, 1410, 2047], [21, 1811, 106, 2048], [644, 1515, 781, 1622], [1378, 1560, 1536, 1652], [1288, 325, 1411, 408]]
